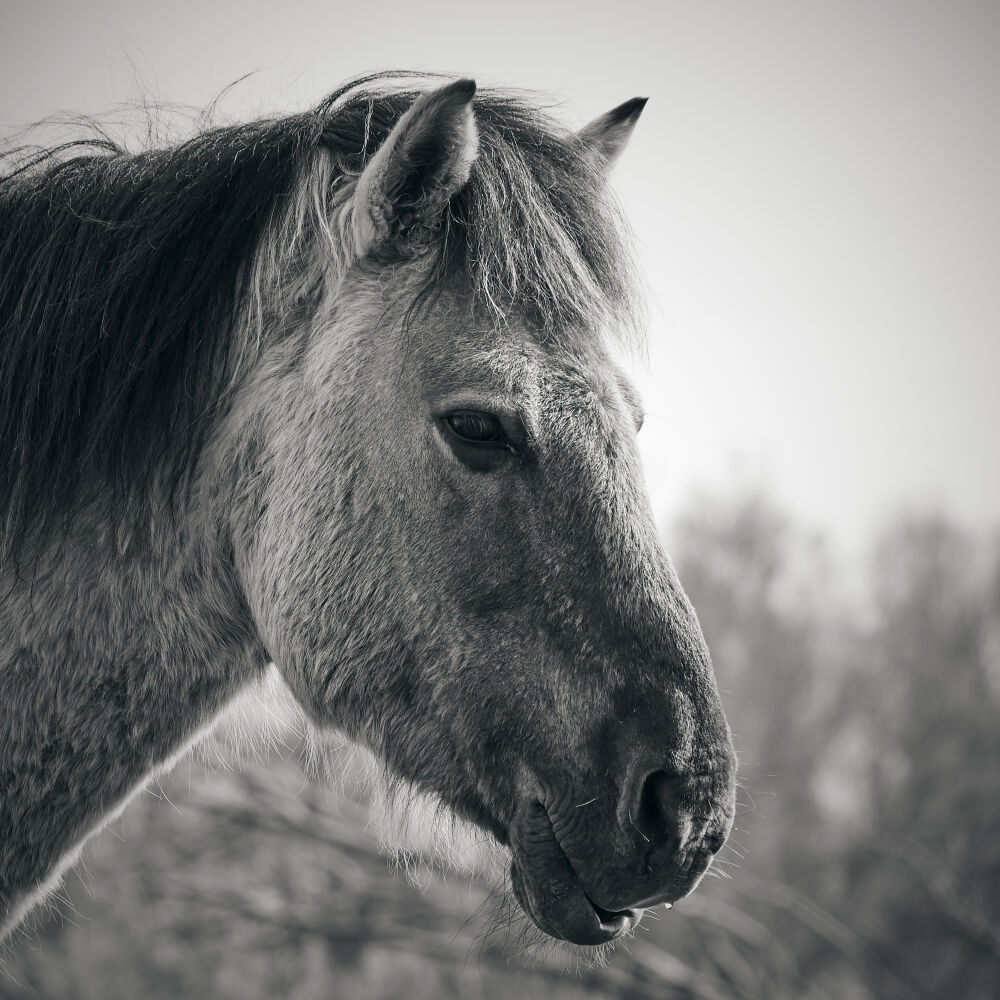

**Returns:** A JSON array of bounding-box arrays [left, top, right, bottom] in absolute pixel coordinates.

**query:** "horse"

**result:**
[[0, 71, 736, 947]]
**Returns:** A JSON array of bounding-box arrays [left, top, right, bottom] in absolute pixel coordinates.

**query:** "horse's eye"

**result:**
[[438, 409, 515, 471], [444, 410, 506, 445]]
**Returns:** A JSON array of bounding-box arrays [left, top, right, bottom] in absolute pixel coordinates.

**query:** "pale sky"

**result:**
[[2, 0, 998, 553]]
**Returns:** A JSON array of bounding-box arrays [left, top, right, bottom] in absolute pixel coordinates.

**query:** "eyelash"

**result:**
[[443, 410, 508, 447]]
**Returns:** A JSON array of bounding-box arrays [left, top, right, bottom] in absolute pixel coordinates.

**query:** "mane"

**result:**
[[0, 71, 643, 561]]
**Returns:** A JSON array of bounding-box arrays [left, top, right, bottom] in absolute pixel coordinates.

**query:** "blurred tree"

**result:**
[[849, 517, 1000, 998]]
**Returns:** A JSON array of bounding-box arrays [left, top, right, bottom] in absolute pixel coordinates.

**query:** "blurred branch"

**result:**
[[624, 941, 739, 1000], [870, 835, 1000, 961], [678, 894, 806, 995], [731, 872, 918, 1000]]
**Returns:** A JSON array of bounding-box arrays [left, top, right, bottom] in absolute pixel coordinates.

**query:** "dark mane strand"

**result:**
[[0, 112, 324, 558], [0, 72, 643, 561]]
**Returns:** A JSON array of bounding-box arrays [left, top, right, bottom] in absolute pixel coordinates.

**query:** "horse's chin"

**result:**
[[509, 859, 638, 946], [508, 800, 639, 946], [316, 739, 638, 945], [372, 781, 638, 946]]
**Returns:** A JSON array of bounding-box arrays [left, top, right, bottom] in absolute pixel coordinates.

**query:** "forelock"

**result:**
[[317, 73, 646, 347]]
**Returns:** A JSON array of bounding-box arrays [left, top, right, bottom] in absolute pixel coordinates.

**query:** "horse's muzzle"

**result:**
[[508, 766, 735, 945]]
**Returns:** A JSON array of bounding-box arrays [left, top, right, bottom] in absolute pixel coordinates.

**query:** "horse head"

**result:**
[[227, 78, 736, 945]]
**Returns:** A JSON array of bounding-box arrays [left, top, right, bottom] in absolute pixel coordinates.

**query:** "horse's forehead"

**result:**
[[453, 331, 624, 413]]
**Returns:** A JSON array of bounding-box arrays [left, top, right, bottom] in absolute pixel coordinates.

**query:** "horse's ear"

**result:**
[[351, 78, 479, 257], [578, 97, 648, 169]]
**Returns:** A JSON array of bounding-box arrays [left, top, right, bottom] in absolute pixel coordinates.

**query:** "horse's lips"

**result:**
[[508, 800, 640, 946], [509, 858, 638, 946]]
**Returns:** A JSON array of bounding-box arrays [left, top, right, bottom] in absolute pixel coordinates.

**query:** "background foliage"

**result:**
[[3, 490, 998, 999]]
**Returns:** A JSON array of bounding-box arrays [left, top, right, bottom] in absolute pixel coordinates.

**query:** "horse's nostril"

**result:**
[[631, 769, 686, 851]]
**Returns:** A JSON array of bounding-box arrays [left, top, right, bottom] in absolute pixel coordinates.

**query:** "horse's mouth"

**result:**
[[508, 799, 640, 946], [510, 860, 638, 945]]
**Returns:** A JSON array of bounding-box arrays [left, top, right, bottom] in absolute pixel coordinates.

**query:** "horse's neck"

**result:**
[[0, 499, 267, 933]]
